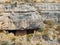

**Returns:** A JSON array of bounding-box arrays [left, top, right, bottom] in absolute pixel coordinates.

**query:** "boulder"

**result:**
[[0, 12, 43, 30]]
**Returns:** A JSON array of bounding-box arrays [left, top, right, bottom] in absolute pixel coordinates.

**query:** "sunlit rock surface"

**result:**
[[0, 0, 59, 45], [0, 0, 60, 3], [0, 3, 44, 30], [0, 3, 59, 30], [0, 12, 43, 30]]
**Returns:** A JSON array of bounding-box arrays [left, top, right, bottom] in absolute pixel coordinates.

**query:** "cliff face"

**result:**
[[0, 3, 45, 30], [6, 0, 60, 3], [0, 0, 59, 45], [0, 3, 59, 30], [0, 2, 60, 30], [0, 0, 60, 3]]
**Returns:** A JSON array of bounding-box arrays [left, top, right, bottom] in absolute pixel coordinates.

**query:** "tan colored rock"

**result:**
[[42, 0, 55, 2], [55, 0, 60, 3], [29, 0, 42, 2], [55, 25, 60, 32], [33, 0, 60, 3], [5, 0, 11, 3], [0, 0, 60, 3]]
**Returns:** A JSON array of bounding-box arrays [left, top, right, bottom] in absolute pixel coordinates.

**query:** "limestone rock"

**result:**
[[0, 12, 43, 30], [0, 0, 60, 3], [0, 3, 44, 30]]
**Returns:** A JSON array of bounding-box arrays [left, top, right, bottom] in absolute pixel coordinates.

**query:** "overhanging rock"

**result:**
[[0, 3, 44, 30], [0, 12, 44, 30], [0, 3, 59, 30]]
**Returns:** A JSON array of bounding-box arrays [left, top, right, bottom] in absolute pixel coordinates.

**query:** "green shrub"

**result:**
[[1, 41, 9, 45], [38, 28, 44, 32]]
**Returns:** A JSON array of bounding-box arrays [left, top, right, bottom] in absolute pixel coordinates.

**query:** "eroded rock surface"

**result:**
[[0, 3, 45, 30], [0, 1, 59, 30]]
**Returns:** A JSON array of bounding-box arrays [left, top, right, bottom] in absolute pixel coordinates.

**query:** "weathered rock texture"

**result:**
[[0, 1, 59, 30], [0, 3, 44, 30], [0, 0, 60, 3]]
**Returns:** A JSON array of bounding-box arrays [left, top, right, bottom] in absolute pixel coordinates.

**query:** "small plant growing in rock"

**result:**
[[42, 34, 49, 41], [38, 28, 44, 32], [1, 41, 9, 45], [55, 25, 60, 32], [11, 37, 16, 41], [36, 43, 40, 45], [57, 38, 60, 44], [43, 20, 54, 25], [27, 34, 33, 41]]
